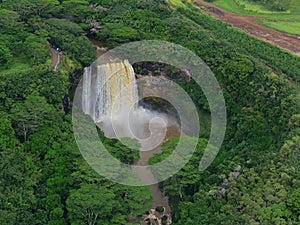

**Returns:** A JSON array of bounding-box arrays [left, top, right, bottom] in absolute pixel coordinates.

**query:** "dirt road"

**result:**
[[195, 0, 300, 56], [50, 48, 62, 72]]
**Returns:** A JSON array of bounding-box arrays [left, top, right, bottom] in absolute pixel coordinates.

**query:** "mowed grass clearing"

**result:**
[[258, 20, 300, 35], [215, 0, 300, 35]]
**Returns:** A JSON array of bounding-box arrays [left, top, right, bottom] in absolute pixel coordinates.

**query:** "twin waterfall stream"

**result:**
[[81, 60, 174, 225]]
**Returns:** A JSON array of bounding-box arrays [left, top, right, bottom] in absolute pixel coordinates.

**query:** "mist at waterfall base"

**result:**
[[81, 60, 179, 151], [100, 107, 172, 151]]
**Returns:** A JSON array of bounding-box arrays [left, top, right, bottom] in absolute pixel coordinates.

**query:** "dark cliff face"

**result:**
[[63, 94, 70, 114], [133, 62, 188, 80], [68, 68, 84, 105], [132, 62, 190, 125]]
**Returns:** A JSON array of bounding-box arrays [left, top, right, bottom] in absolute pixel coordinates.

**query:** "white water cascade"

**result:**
[[82, 60, 138, 122], [81, 60, 169, 151]]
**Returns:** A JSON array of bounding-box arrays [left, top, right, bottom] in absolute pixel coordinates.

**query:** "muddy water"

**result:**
[[97, 115, 180, 223], [136, 124, 180, 214], [90, 38, 108, 57], [99, 115, 180, 215], [90, 38, 106, 48]]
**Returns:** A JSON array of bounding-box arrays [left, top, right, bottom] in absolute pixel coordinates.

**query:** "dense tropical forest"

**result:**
[[0, 0, 300, 224]]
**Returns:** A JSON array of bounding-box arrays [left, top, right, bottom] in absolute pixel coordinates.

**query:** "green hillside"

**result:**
[[0, 0, 299, 224]]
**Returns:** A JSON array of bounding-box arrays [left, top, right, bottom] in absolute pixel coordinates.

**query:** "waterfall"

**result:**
[[81, 59, 171, 151], [82, 67, 91, 115], [82, 60, 138, 122]]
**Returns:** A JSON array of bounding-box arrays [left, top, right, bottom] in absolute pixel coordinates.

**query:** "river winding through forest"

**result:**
[[86, 39, 179, 224]]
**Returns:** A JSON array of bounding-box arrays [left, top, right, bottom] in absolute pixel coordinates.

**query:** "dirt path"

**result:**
[[50, 48, 62, 72], [195, 0, 300, 56]]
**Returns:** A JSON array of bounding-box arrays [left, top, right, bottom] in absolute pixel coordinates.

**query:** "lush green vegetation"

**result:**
[[0, 0, 300, 224], [214, 0, 300, 35], [0, 1, 151, 224], [258, 19, 300, 35]]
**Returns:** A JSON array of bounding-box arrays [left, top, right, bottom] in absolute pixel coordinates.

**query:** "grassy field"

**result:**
[[215, 0, 300, 35], [258, 20, 300, 35]]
